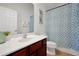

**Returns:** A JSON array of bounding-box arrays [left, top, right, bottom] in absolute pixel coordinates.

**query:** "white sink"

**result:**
[[18, 37, 31, 42], [19, 35, 40, 42], [6, 34, 40, 43]]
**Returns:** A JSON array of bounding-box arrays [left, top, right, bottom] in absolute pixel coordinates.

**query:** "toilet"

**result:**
[[47, 41, 57, 56]]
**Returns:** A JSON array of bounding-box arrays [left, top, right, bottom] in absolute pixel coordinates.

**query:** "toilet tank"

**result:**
[[47, 41, 57, 56]]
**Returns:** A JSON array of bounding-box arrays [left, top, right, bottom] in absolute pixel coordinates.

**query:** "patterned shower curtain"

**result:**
[[45, 3, 79, 51], [70, 4, 79, 51]]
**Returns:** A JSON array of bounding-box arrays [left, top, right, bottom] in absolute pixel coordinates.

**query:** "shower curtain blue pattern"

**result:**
[[46, 4, 72, 48], [70, 4, 79, 51], [45, 3, 79, 51]]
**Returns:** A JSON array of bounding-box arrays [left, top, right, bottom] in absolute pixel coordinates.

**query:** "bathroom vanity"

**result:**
[[0, 35, 47, 56]]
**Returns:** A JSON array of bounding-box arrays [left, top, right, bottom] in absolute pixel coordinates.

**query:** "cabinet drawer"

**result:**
[[30, 41, 42, 54]]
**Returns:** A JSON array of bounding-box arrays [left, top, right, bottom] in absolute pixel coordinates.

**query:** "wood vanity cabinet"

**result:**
[[7, 38, 47, 56], [8, 47, 29, 56]]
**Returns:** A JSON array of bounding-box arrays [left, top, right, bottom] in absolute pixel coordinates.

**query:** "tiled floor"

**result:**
[[55, 49, 74, 56], [47, 49, 75, 56]]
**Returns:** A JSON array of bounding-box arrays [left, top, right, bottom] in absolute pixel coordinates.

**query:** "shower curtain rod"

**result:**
[[46, 3, 71, 12]]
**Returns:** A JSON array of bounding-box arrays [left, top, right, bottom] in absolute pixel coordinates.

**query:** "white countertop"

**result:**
[[0, 34, 47, 56]]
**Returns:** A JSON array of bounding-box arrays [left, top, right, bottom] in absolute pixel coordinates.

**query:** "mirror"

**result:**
[[0, 6, 17, 35], [0, 3, 34, 35]]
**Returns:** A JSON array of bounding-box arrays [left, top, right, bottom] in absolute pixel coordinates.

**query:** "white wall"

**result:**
[[34, 4, 46, 35], [34, 4, 39, 34], [33, 3, 47, 35], [34, 3, 66, 35], [0, 3, 34, 33]]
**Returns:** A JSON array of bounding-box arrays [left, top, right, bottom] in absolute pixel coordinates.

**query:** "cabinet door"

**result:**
[[13, 49, 26, 56], [30, 41, 42, 54], [42, 38, 47, 47], [37, 39, 47, 56], [30, 52, 37, 56], [8, 47, 29, 56], [37, 47, 46, 56]]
